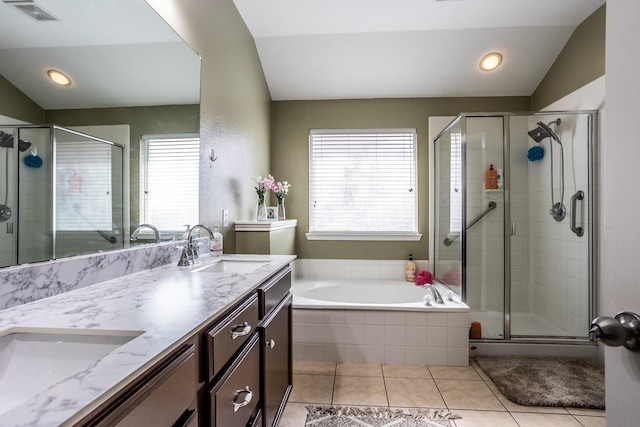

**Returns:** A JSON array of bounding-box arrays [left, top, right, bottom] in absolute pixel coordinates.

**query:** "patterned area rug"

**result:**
[[476, 356, 605, 409], [304, 406, 460, 427]]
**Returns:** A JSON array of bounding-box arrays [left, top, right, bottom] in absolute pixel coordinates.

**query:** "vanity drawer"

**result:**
[[206, 293, 259, 382], [209, 334, 261, 427], [257, 267, 291, 319]]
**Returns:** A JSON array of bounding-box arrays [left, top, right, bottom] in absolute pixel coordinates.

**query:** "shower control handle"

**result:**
[[590, 312, 640, 352], [570, 190, 584, 237]]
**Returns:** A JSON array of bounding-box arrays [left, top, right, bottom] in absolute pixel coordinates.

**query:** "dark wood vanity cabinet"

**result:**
[[258, 267, 293, 427], [202, 293, 262, 427], [202, 265, 292, 427], [204, 294, 260, 382], [260, 294, 292, 427], [77, 264, 293, 427], [208, 334, 261, 427], [257, 267, 291, 319], [80, 340, 198, 427]]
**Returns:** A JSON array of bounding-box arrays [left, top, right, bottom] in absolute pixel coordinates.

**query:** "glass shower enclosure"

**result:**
[[433, 111, 596, 342], [0, 125, 125, 268]]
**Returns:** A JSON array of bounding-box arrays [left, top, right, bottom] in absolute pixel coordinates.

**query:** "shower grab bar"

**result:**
[[443, 201, 497, 246], [570, 190, 584, 237]]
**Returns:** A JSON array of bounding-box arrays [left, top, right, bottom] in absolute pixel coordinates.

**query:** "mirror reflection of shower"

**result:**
[[527, 118, 566, 221], [0, 131, 31, 222]]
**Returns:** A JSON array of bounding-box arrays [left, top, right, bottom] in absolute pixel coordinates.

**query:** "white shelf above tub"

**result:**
[[234, 219, 297, 232]]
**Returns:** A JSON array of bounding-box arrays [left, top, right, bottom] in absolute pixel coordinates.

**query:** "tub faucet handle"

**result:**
[[423, 295, 432, 307]]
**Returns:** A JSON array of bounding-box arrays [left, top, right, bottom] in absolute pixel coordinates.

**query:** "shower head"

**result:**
[[18, 139, 32, 152], [0, 131, 32, 151], [527, 119, 561, 143], [0, 131, 12, 148]]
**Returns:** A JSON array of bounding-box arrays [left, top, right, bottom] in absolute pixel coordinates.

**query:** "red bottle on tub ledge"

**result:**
[[485, 164, 498, 189]]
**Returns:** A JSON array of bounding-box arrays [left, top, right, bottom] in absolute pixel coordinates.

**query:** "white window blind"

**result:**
[[56, 141, 113, 231], [141, 134, 199, 231], [309, 129, 417, 237], [450, 132, 462, 233]]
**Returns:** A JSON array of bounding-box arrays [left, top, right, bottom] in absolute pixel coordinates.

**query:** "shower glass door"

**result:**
[[433, 117, 463, 296], [0, 127, 19, 267], [509, 113, 594, 339], [464, 116, 506, 340]]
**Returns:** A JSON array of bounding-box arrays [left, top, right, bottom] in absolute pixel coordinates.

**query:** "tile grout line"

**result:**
[[426, 364, 457, 414], [380, 364, 391, 408], [330, 362, 337, 406]]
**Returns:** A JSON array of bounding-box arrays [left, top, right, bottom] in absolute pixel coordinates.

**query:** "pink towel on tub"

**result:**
[[415, 270, 433, 286]]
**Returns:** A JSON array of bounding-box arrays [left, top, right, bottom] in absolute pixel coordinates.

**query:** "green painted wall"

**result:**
[[46, 105, 199, 226], [270, 96, 529, 260], [0, 75, 45, 123], [531, 5, 605, 110], [149, 0, 272, 254]]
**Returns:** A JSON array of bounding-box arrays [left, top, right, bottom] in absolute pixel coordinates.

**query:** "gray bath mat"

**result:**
[[304, 406, 460, 426], [476, 356, 605, 409]]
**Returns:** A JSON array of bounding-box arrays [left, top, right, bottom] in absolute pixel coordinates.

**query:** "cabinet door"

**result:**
[[87, 344, 196, 427], [261, 295, 292, 427], [210, 335, 261, 427]]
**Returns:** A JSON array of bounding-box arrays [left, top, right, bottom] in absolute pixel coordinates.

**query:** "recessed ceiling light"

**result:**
[[479, 52, 503, 72], [47, 69, 72, 86]]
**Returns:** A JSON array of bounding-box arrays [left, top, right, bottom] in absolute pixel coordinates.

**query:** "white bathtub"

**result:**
[[293, 279, 469, 311], [291, 279, 470, 366]]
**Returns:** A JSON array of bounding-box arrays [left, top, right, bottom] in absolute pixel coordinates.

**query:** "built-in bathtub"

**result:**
[[292, 279, 470, 366]]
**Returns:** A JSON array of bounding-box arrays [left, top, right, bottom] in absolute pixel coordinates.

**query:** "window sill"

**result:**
[[305, 233, 422, 242]]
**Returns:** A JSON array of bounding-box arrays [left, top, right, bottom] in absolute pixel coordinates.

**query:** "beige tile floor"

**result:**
[[279, 359, 606, 427]]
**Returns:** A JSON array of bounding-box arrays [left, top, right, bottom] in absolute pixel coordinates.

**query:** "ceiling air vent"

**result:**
[[4, 0, 61, 22]]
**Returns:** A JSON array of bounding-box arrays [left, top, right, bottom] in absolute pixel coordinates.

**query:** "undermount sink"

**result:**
[[0, 327, 143, 416], [191, 258, 270, 274]]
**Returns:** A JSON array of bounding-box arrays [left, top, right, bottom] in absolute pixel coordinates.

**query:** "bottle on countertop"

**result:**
[[405, 254, 416, 282], [485, 164, 498, 189], [210, 224, 223, 257], [497, 168, 503, 189]]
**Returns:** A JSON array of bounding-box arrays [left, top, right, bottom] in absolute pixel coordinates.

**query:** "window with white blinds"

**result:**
[[56, 141, 114, 231], [450, 132, 462, 233], [308, 129, 418, 239], [140, 134, 199, 231]]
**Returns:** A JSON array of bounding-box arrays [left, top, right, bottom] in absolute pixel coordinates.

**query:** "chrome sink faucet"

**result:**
[[178, 224, 214, 266], [131, 224, 161, 243]]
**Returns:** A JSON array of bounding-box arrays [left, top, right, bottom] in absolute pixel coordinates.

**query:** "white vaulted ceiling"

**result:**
[[233, 0, 605, 101]]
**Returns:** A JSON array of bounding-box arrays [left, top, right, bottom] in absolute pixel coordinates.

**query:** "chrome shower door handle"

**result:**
[[570, 190, 584, 237]]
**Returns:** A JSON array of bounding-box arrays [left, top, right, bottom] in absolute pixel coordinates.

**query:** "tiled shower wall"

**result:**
[[526, 116, 595, 336]]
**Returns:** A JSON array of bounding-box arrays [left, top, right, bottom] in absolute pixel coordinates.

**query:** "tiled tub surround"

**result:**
[[291, 259, 470, 367], [0, 238, 209, 310], [0, 253, 295, 426]]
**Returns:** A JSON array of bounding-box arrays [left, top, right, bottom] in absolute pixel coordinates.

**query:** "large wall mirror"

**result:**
[[0, 0, 201, 268]]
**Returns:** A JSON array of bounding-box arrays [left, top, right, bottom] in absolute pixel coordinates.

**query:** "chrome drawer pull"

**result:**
[[230, 322, 252, 339], [266, 338, 275, 349], [232, 386, 253, 412]]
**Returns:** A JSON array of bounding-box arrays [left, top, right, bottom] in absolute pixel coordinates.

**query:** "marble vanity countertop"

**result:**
[[0, 254, 296, 427]]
